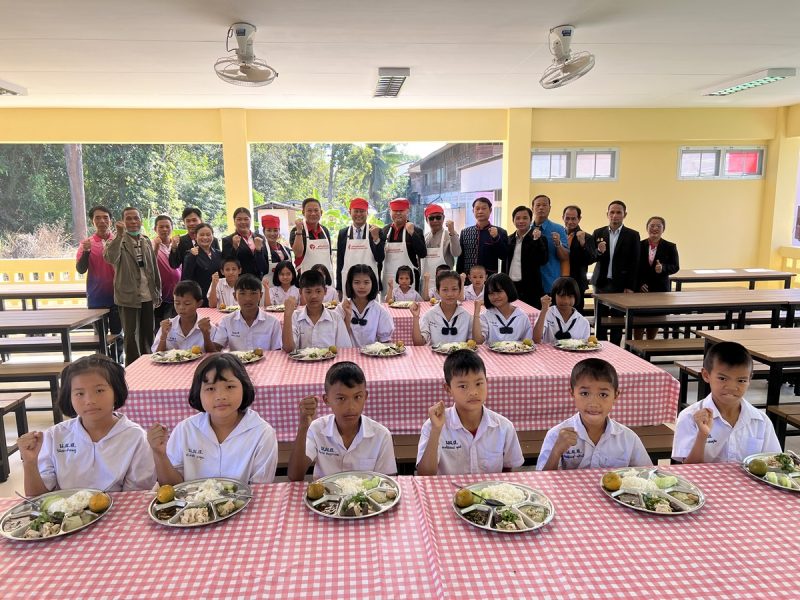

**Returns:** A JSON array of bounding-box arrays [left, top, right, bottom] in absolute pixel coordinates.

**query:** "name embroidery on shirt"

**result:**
[[319, 445, 340, 457], [186, 448, 205, 460], [57, 443, 77, 454], [562, 447, 585, 461], [442, 439, 463, 451]]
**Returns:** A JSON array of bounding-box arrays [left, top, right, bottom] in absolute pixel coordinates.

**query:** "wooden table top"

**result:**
[[697, 329, 800, 363], [594, 288, 800, 310], [0, 307, 107, 331], [0, 283, 86, 299], [671, 268, 795, 283]]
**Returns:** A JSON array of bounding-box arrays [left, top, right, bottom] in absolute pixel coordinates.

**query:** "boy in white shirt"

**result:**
[[412, 270, 473, 346], [672, 342, 781, 463], [212, 274, 282, 351], [417, 350, 523, 475], [533, 277, 592, 344], [152, 280, 217, 353], [537, 358, 651, 470], [288, 361, 397, 480], [463, 264, 486, 301], [282, 269, 352, 352], [208, 257, 241, 309]]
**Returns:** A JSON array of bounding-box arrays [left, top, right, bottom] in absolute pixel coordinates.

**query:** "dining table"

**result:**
[[0, 283, 87, 310], [0, 308, 108, 362], [671, 268, 795, 290]]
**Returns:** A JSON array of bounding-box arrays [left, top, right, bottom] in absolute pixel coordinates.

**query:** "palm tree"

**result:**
[[366, 144, 405, 213]]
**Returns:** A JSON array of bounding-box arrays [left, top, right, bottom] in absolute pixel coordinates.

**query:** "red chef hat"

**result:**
[[424, 204, 444, 218], [261, 215, 280, 229], [349, 197, 369, 211], [389, 198, 410, 211]]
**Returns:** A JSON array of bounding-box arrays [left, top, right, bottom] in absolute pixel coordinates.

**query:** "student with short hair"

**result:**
[[412, 270, 473, 346], [463, 264, 487, 301], [268, 260, 300, 306], [152, 280, 216, 353], [288, 361, 397, 480], [338, 264, 394, 347], [148, 354, 278, 484], [422, 264, 451, 302], [473, 273, 533, 344], [417, 350, 523, 475], [311, 263, 338, 303], [385, 265, 423, 303], [212, 274, 282, 351], [208, 257, 241, 308], [537, 358, 652, 470], [281, 269, 352, 352], [533, 277, 592, 344], [672, 342, 781, 463]]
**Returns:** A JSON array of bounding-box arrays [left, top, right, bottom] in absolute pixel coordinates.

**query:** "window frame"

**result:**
[[530, 147, 618, 182], [677, 146, 765, 180]]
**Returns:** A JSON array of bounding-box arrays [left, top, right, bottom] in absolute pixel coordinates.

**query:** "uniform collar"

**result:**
[[700, 393, 750, 426], [446, 405, 499, 438], [322, 414, 375, 444], [572, 413, 620, 445], [197, 408, 259, 441], [173, 314, 201, 335], [297, 305, 334, 325], [233, 308, 266, 324]]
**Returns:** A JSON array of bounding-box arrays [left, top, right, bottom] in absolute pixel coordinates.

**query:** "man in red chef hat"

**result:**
[[336, 198, 385, 297], [261, 214, 293, 288], [421, 204, 461, 285], [380, 198, 427, 293]]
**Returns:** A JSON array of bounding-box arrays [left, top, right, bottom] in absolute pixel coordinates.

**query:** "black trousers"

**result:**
[[593, 280, 625, 346]]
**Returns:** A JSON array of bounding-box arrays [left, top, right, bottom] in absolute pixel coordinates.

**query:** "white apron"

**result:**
[[421, 230, 449, 283], [298, 224, 333, 284], [381, 227, 414, 292], [340, 226, 380, 291]]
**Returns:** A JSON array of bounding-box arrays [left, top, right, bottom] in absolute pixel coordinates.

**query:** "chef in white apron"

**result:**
[[421, 203, 461, 283], [260, 214, 292, 287], [380, 198, 427, 292], [337, 197, 384, 297], [291, 198, 334, 284]]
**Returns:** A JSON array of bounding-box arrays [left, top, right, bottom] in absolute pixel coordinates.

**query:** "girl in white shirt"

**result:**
[[147, 353, 278, 485], [18, 355, 156, 496], [267, 260, 301, 306], [339, 263, 395, 347], [473, 273, 533, 344], [311, 263, 338, 303], [386, 265, 423, 303], [533, 277, 592, 344], [412, 270, 473, 345]]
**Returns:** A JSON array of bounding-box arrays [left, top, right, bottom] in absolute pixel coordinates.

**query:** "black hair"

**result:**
[[299, 269, 326, 289], [512, 206, 532, 220], [435, 264, 451, 274], [273, 260, 298, 287], [89, 205, 112, 220], [472, 196, 492, 209], [469, 264, 486, 275], [154, 214, 173, 226], [550, 276, 580, 299], [195, 222, 214, 235], [188, 354, 255, 413], [395, 265, 415, 286], [703, 341, 753, 373], [233, 207, 251, 219], [174, 280, 203, 301], [563, 205, 582, 218], [121, 206, 139, 217], [570, 358, 619, 390], [324, 361, 366, 392], [311, 263, 333, 286], [302, 197, 321, 211], [532, 194, 551, 206], [221, 256, 242, 270], [235, 273, 263, 292], [58, 354, 127, 418], [483, 273, 518, 309], [182, 207, 202, 220], [345, 264, 378, 301], [647, 216, 666, 230], [436, 269, 462, 291], [444, 350, 486, 385], [608, 200, 627, 212]]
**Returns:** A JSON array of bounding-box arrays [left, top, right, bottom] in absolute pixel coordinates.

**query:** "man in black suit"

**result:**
[[168, 207, 220, 269], [562, 205, 596, 313], [591, 200, 640, 345], [221, 207, 267, 278], [336, 197, 385, 296]]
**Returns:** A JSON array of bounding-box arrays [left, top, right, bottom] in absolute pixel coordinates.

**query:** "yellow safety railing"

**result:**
[[0, 258, 86, 309]]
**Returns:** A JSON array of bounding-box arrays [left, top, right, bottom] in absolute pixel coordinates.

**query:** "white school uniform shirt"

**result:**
[[212, 279, 237, 307], [269, 285, 300, 306], [419, 303, 473, 345], [480, 306, 533, 344], [166, 409, 278, 484], [292, 306, 353, 349], [542, 305, 592, 344], [536, 413, 652, 470], [336, 299, 395, 347], [151, 314, 216, 352], [323, 286, 338, 302], [212, 309, 282, 351], [392, 286, 423, 302], [38, 413, 156, 492], [417, 406, 524, 475], [672, 394, 781, 463], [306, 414, 397, 479], [463, 284, 484, 301]]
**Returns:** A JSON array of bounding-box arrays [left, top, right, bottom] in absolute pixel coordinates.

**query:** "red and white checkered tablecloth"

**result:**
[[122, 342, 678, 442], [415, 463, 800, 599], [0, 478, 437, 599], [200, 300, 539, 345]]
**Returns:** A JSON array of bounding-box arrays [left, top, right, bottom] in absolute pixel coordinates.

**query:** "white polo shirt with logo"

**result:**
[[291, 306, 353, 349], [151, 314, 216, 352], [212, 309, 282, 351]]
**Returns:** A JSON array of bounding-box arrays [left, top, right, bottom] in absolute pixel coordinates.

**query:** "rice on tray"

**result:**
[[478, 483, 526, 505], [335, 476, 368, 496]]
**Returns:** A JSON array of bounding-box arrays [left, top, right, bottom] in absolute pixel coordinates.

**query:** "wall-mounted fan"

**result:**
[[214, 22, 278, 87], [539, 24, 595, 89]]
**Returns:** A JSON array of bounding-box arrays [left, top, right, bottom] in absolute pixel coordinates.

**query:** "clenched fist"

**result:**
[[147, 423, 169, 455], [284, 296, 298, 313], [295, 218, 304, 233], [298, 396, 319, 427], [488, 226, 498, 239], [405, 222, 415, 236], [159, 319, 171, 334], [190, 246, 199, 256], [428, 401, 446, 431], [597, 238, 607, 254], [446, 220, 455, 234], [18, 431, 43, 463], [82, 238, 92, 252], [553, 427, 578, 454], [232, 234, 242, 249]]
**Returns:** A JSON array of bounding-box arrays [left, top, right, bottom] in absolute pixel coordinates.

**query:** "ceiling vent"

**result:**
[[0, 79, 27, 96], [374, 68, 410, 97]]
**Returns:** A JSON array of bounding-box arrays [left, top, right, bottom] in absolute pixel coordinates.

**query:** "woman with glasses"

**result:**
[[421, 204, 461, 285]]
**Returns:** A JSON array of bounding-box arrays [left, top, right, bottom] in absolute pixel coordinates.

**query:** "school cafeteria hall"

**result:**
[[1, 1, 800, 598]]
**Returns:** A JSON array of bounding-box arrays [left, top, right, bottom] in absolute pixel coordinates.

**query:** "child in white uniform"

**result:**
[[208, 257, 241, 308], [533, 277, 591, 344], [417, 350, 523, 475], [148, 353, 278, 484], [288, 361, 397, 480], [338, 263, 394, 347], [672, 342, 781, 463], [473, 273, 533, 344], [19, 355, 156, 495], [422, 264, 451, 302], [537, 358, 652, 470], [282, 269, 352, 352], [412, 270, 472, 346], [386, 265, 423, 303], [463, 264, 486, 301], [212, 274, 282, 351], [268, 260, 300, 306], [311, 263, 338, 302], [152, 280, 216, 352]]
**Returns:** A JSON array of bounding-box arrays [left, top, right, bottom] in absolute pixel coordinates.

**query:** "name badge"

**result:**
[[319, 446, 339, 457], [186, 448, 205, 460], [442, 439, 462, 451]]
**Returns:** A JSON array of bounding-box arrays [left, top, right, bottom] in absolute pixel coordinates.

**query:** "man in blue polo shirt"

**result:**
[[531, 194, 569, 295]]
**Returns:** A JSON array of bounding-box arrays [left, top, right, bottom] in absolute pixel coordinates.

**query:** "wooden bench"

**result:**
[[767, 404, 800, 446], [275, 425, 675, 476], [0, 362, 67, 423], [626, 337, 706, 361], [0, 332, 121, 357], [0, 392, 30, 482]]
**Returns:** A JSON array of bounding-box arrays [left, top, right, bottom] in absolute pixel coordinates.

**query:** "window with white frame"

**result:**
[[531, 149, 617, 181], [678, 147, 765, 179]]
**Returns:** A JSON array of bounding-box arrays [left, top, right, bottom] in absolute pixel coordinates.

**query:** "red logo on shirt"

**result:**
[[309, 243, 316, 250]]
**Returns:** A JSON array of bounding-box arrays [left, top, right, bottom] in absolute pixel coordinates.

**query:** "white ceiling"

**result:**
[[2, 0, 800, 109]]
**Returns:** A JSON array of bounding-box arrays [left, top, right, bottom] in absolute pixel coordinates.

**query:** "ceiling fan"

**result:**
[[214, 22, 278, 87], [540, 24, 595, 89]]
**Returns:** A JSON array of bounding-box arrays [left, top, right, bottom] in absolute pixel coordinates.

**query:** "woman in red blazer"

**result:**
[[634, 216, 680, 339]]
